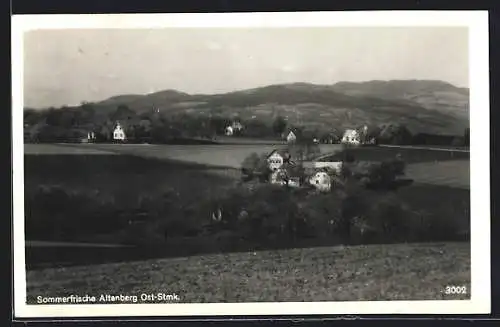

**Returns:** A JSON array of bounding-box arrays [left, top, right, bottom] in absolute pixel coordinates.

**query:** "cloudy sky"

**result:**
[[23, 27, 468, 108]]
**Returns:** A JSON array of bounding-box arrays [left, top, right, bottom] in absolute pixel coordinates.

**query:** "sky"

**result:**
[[23, 27, 469, 108]]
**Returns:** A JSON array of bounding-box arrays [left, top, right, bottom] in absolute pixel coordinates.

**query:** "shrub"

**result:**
[[358, 193, 415, 243], [298, 193, 343, 238], [25, 185, 121, 241], [241, 152, 271, 182], [341, 158, 407, 190], [366, 158, 406, 188]]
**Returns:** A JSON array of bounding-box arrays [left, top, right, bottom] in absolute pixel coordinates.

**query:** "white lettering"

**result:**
[[35, 295, 97, 304]]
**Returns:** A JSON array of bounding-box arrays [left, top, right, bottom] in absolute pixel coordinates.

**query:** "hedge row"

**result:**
[[25, 181, 468, 247]]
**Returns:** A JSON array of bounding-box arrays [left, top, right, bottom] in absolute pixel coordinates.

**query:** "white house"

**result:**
[[286, 131, 297, 143], [113, 122, 126, 141], [309, 171, 332, 192], [304, 161, 343, 175], [288, 177, 301, 188], [232, 121, 243, 130], [87, 132, 96, 142], [266, 149, 304, 187], [267, 149, 290, 171], [341, 129, 361, 145], [225, 121, 244, 136]]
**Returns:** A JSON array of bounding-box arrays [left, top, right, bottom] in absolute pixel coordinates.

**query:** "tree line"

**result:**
[[23, 103, 470, 147]]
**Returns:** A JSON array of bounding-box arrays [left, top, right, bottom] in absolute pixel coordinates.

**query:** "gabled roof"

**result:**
[[343, 128, 359, 135], [267, 148, 290, 159]]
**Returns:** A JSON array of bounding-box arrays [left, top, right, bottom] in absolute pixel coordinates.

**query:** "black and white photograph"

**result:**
[[12, 11, 490, 317]]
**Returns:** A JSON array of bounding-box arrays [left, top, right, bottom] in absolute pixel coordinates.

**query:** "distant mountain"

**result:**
[[31, 80, 470, 135]]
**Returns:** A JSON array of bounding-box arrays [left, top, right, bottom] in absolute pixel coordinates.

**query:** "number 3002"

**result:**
[[444, 286, 467, 295]]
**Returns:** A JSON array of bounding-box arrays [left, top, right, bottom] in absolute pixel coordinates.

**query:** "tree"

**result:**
[[451, 136, 465, 147], [110, 104, 136, 122], [272, 116, 287, 136], [287, 127, 321, 161], [241, 152, 271, 182], [464, 128, 470, 147], [243, 119, 272, 138], [79, 102, 96, 124], [378, 124, 413, 145]]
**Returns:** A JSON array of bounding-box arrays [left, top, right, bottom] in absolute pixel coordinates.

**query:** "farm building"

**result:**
[[286, 131, 297, 143], [320, 132, 340, 144], [113, 122, 126, 142], [308, 171, 332, 192], [270, 168, 301, 188], [303, 161, 343, 175], [225, 121, 244, 136], [87, 132, 96, 142], [341, 129, 361, 145], [266, 148, 304, 187], [267, 149, 292, 171]]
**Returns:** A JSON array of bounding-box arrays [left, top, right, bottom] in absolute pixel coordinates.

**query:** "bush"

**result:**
[[336, 189, 466, 245], [241, 152, 271, 182], [298, 193, 343, 238], [200, 184, 306, 242], [25, 185, 121, 241], [366, 158, 406, 188], [341, 158, 407, 190]]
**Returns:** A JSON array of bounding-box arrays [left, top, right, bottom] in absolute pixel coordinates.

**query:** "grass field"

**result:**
[[319, 145, 470, 164], [405, 160, 469, 189], [24, 143, 343, 169], [26, 242, 470, 303], [316, 145, 470, 189]]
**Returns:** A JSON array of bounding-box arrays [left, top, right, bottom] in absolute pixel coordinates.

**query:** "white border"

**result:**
[[12, 11, 490, 318]]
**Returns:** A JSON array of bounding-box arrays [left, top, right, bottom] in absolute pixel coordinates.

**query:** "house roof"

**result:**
[[267, 148, 290, 159], [343, 129, 359, 136]]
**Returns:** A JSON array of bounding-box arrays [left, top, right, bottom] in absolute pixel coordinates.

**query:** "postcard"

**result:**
[[12, 11, 490, 318]]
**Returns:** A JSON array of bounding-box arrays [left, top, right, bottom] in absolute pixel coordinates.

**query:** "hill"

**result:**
[[94, 80, 469, 134], [331, 80, 469, 121], [27, 80, 470, 135]]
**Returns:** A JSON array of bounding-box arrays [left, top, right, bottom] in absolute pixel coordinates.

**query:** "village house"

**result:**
[[267, 149, 292, 171], [87, 132, 96, 142], [303, 161, 343, 175], [225, 121, 244, 136], [308, 171, 332, 192], [113, 122, 126, 142], [266, 149, 304, 187], [269, 169, 302, 188], [286, 130, 297, 143], [341, 129, 361, 145]]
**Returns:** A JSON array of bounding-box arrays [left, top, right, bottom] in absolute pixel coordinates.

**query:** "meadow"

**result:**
[[24, 143, 343, 168], [26, 242, 470, 303]]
